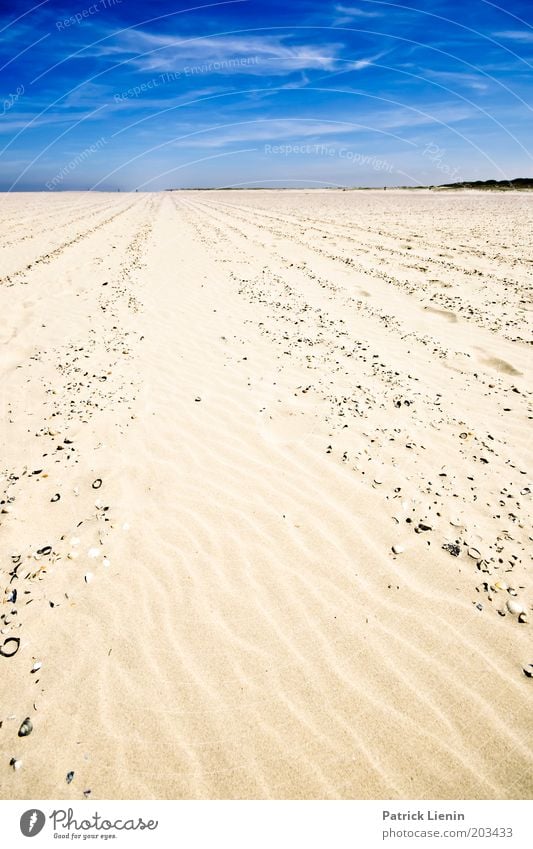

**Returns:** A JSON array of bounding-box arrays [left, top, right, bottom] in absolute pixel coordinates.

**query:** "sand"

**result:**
[[0, 189, 531, 800]]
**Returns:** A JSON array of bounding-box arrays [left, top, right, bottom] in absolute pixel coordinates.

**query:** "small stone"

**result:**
[[66, 771, 75, 784], [50, 493, 60, 503], [30, 662, 42, 674], [494, 581, 508, 591], [92, 478, 102, 490], [194, 396, 202, 402], [10, 758, 22, 771], [507, 599, 525, 616], [468, 547, 482, 559], [523, 664, 533, 678], [84, 573, 94, 584], [392, 544, 405, 555], [18, 718, 33, 737], [442, 543, 460, 557]]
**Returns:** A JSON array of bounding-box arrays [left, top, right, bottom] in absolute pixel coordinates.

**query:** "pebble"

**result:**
[[494, 581, 508, 591], [392, 544, 405, 554], [88, 547, 101, 558], [84, 573, 94, 584], [30, 662, 42, 674], [50, 493, 60, 503], [66, 771, 75, 784], [18, 718, 33, 737], [442, 543, 460, 557], [507, 599, 525, 616], [10, 758, 22, 771], [523, 664, 533, 678], [92, 478, 102, 489]]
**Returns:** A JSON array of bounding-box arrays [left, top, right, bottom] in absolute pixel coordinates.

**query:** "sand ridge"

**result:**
[[0, 190, 531, 799]]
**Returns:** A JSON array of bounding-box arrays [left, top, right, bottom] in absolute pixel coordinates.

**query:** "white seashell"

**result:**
[[31, 662, 42, 673], [84, 573, 94, 584], [88, 547, 101, 559], [11, 759, 22, 771], [494, 581, 508, 591], [507, 599, 525, 616], [392, 544, 405, 554], [468, 547, 482, 559]]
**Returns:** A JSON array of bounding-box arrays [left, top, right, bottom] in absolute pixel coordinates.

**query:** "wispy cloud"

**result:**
[[423, 70, 490, 93], [334, 4, 383, 18], [493, 30, 533, 44], [82, 29, 347, 75]]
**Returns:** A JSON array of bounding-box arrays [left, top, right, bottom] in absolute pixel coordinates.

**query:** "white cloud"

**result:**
[[85, 30, 347, 76], [493, 30, 533, 43]]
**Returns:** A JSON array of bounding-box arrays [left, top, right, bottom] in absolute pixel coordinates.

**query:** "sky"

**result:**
[[0, 0, 531, 190]]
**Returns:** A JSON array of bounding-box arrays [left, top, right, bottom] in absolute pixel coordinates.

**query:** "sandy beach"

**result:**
[[0, 189, 531, 800]]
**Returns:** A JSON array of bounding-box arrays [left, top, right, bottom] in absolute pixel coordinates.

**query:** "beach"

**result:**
[[0, 189, 531, 800]]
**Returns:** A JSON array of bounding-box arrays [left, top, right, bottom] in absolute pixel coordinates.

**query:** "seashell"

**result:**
[[0, 637, 20, 657], [66, 770, 75, 784], [84, 573, 94, 584], [518, 612, 528, 624], [468, 547, 481, 559], [418, 522, 432, 532], [450, 517, 464, 528], [194, 396, 202, 402], [442, 543, 460, 557], [31, 662, 42, 673], [92, 478, 102, 489], [11, 553, 21, 565], [50, 493, 60, 503], [520, 487, 530, 496], [392, 544, 405, 554], [37, 545, 52, 556], [18, 718, 33, 737], [494, 581, 508, 591], [507, 599, 525, 616], [10, 758, 22, 771], [87, 547, 100, 559], [6, 588, 17, 603], [523, 664, 533, 678]]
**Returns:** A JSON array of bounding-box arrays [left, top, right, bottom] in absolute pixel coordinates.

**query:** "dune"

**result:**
[[0, 189, 531, 800]]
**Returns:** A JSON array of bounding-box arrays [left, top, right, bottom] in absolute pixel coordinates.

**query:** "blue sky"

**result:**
[[0, 0, 531, 189]]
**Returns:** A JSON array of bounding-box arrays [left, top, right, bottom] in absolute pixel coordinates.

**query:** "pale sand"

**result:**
[[0, 190, 531, 800]]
